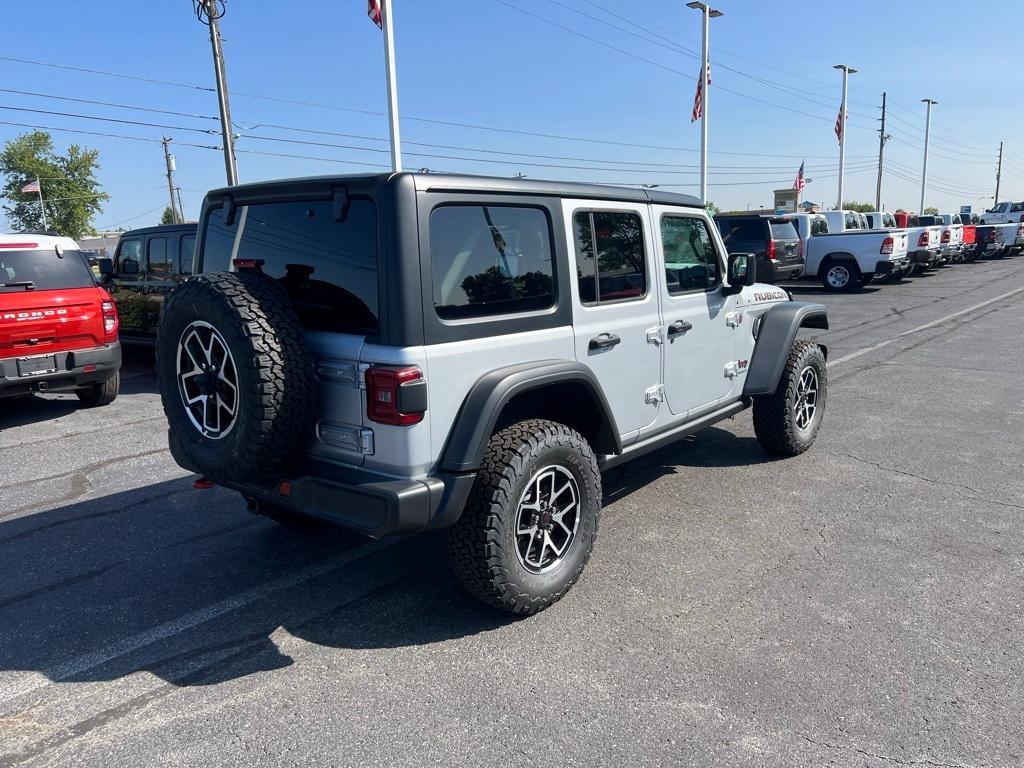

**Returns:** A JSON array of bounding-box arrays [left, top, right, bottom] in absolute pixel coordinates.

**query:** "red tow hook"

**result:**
[[193, 476, 215, 490]]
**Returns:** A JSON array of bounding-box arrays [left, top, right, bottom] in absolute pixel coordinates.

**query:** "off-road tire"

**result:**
[[76, 372, 119, 407], [157, 271, 316, 483], [753, 340, 827, 457], [447, 419, 602, 615]]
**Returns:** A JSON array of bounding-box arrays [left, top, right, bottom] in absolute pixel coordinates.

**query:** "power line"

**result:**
[[0, 88, 220, 123], [0, 119, 221, 150]]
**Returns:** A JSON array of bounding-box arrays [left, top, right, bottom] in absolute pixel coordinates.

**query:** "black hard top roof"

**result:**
[[121, 222, 198, 237], [206, 172, 704, 208]]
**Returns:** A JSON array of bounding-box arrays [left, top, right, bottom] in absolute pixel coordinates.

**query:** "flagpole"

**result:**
[[380, 0, 402, 173], [687, 3, 722, 205], [36, 176, 48, 230], [834, 64, 856, 209]]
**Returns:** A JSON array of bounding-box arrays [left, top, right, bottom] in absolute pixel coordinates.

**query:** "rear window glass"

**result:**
[[430, 205, 555, 320], [717, 219, 764, 244], [0, 249, 95, 292], [202, 199, 379, 333], [769, 221, 798, 240]]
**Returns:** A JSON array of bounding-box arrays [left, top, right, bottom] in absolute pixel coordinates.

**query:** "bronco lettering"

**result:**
[[1, 309, 69, 322]]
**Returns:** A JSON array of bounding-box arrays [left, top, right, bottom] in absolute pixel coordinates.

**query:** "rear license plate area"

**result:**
[[17, 355, 58, 377]]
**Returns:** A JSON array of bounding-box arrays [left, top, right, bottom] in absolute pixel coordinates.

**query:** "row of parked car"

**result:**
[[714, 209, 1024, 292]]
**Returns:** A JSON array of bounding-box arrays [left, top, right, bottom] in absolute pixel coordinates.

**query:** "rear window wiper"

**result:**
[[1, 281, 36, 289]]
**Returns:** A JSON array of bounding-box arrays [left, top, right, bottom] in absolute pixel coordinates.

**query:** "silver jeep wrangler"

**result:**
[[157, 174, 829, 615]]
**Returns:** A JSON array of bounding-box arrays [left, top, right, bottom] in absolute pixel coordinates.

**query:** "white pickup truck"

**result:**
[[913, 215, 964, 264], [978, 201, 1024, 224], [788, 212, 910, 291], [996, 222, 1024, 255]]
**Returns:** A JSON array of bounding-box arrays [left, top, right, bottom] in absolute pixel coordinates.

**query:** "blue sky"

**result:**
[[1, 0, 1021, 230]]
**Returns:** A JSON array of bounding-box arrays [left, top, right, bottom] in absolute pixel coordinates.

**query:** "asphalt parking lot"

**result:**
[[1, 258, 1022, 767]]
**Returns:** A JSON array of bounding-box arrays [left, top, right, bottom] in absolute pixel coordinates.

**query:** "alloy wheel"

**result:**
[[794, 365, 819, 431], [515, 465, 581, 574], [176, 321, 239, 439]]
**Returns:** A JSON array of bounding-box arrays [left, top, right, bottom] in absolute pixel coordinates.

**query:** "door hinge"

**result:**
[[724, 361, 738, 379], [726, 311, 744, 328], [645, 384, 665, 405], [646, 326, 663, 345]]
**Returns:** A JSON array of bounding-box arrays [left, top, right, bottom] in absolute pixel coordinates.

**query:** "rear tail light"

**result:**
[[941, 230, 951, 243], [101, 300, 119, 342], [917, 232, 929, 247], [366, 365, 426, 426], [1017, 225, 1024, 238], [880, 236, 894, 255], [766, 239, 777, 261], [987, 231, 998, 242]]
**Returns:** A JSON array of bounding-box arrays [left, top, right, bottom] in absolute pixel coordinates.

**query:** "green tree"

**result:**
[[923, 206, 939, 215], [705, 201, 720, 216], [161, 206, 176, 225], [0, 131, 108, 238], [842, 200, 876, 213]]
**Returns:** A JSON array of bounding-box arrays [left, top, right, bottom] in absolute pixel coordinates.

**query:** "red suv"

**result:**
[[0, 234, 121, 405]]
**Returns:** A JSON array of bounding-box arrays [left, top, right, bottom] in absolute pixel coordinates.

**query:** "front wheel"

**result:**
[[448, 419, 602, 615], [753, 341, 827, 457]]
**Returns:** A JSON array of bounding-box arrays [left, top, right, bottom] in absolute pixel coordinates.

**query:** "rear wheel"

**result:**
[[753, 341, 827, 457], [821, 260, 861, 292], [76, 372, 119, 407], [447, 419, 601, 615]]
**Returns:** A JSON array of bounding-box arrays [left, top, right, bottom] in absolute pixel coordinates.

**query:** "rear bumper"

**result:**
[[0, 342, 121, 397], [873, 256, 908, 275], [911, 248, 941, 265], [217, 460, 478, 539], [763, 262, 804, 282]]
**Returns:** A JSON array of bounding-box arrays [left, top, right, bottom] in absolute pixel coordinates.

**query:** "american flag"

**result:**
[[793, 161, 805, 191], [834, 106, 847, 143], [367, 0, 382, 28], [21, 180, 40, 194], [691, 63, 711, 122]]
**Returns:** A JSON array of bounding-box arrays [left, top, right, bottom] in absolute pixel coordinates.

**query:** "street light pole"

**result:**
[[162, 137, 180, 224], [687, 2, 723, 206], [920, 98, 938, 214], [199, 0, 238, 186], [833, 64, 856, 209]]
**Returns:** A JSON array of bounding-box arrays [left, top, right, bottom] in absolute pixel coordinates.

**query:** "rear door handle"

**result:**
[[667, 320, 693, 337], [588, 333, 622, 351]]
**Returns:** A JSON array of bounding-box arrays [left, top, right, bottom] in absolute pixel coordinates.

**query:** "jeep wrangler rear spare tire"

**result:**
[[157, 271, 317, 483], [752, 340, 827, 456], [448, 419, 601, 615]]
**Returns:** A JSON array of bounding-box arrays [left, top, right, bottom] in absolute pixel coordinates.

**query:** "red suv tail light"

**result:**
[[766, 239, 777, 261], [101, 300, 119, 342], [366, 365, 426, 426], [917, 232, 929, 247], [880, 236, 894, 255]]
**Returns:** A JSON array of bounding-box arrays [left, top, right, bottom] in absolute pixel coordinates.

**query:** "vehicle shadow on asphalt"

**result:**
[[0, 395, 83, 428], [0, 477, 513, 690]]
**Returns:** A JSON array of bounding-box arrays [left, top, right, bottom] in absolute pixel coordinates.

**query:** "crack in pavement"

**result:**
[[831, 452, 1024, 511], [801, 733, 984, 768]]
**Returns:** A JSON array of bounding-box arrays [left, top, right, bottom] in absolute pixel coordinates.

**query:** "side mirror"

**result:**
[[97, 258, 114, 276], [723, 252, 756, 294]]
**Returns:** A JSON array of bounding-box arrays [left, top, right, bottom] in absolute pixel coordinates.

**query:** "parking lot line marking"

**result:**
[[0, 537, 395, 710], [828, 285, 1024, 368]]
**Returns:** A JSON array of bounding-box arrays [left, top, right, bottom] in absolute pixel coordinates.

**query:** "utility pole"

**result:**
[[995, 140, 1003, 204], [161, 138, 180, 224], [199, 0, 238, 185], [687, 2, 723, 205], [834, 64, 857, 209], [875, 92, 888, 211], [920, 98, 938, 214], [176, 187, 186, 222]]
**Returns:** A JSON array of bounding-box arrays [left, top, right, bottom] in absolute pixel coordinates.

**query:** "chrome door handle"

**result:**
[[589, 333, 622, 351], [667, 320, 693, 337]]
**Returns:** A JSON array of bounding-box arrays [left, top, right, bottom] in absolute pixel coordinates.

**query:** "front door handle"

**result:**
[[667, 320, 693, 337], [589, 332, 622, 351]]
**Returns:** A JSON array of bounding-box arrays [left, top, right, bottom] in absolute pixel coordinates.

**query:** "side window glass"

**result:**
[[179, 234, 196, 274], [117, 239, 143, 276], [573, 211, 647, 304], [429, 205, 555, 320], [660, 216, 720, 294], [148, 237, 170, 276]]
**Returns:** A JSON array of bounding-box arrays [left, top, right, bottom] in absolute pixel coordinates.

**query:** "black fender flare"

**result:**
[[818, 252, 860, 277], [743, 302, 829, 397], [439, 360, 621, 473]]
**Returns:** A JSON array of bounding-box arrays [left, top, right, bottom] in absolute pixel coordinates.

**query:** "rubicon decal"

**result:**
[[1, 309, 69, 322], [753, 291, 788, 302]]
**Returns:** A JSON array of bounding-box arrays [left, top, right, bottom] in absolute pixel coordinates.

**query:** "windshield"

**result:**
[[0, 249, 96, 291]]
